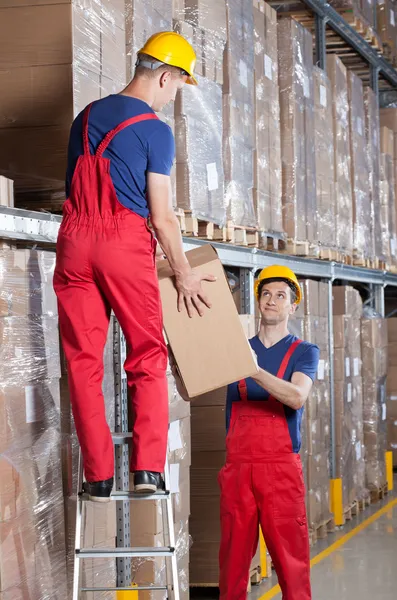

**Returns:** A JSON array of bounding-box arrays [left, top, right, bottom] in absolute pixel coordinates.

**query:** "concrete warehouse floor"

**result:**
[[191, 475, 397, 600]]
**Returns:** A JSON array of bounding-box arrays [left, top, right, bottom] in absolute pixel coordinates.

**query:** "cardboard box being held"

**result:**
[[157, 245, 257, 397]]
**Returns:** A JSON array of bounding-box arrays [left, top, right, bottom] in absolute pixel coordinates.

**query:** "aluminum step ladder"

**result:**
[[72, 434, 180, 599]]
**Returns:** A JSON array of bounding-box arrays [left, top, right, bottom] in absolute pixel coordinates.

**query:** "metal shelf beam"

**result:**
[[299, 0, 397, 89]]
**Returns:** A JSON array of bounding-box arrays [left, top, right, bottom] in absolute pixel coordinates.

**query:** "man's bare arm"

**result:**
[[147, 172, 216, 317], [251, 369, 313, 410]]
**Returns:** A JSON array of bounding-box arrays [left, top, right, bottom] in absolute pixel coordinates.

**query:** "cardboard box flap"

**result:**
[[157, 246, 257, 397]]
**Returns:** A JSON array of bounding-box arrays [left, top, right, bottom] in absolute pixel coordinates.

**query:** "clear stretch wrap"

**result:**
[[377, 0, 397, 60], [0, 1, 127, 204], [0, 248, 68, 600], [329, 0, 376, 29], [327, 55, 353, 256], [313, 67, 336, 252], [278, 18, 316, 244], [333, 286, 367, 507], [223, 0, 256, 227], [380, 109, 397, 263], [348, 72, 371, 259], [174, 71, 225, 224], [387, 319, 397, 467], [361, 316, 388, 491], [253, 1, 283, 233], [364, 88, 381, 262], [289, 281, 332, 531], [380, 127, 395, 264]]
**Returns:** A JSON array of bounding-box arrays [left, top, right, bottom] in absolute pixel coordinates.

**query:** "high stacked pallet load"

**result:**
[[223, 0, 256, 229], [278, 18, 317, 257], [361, 316, 388, 501], [0, 1, 126, 211], [129, 369, 192, 600], [333, 286, 367, 518], [380, 128, 396, 267], [0, 176, 14, 209], [289, 281, 332, 541], [387, 319, 397, 466], [364, 89, 383, 267], [313, 68, 337, 259], [329, 0, 376, 32], [253, 1, 283, 241], [377, 0, 397, 65], [348, 72, 372, 266], [0, 244, 68, 599], [189, 316, 261, 586], [172, 3, 226, 225], [327, 55, 354, 261]]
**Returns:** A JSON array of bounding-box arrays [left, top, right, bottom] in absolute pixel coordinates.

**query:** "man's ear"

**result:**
[[159, 70, 171, 87], [290, 303, 298, 315]]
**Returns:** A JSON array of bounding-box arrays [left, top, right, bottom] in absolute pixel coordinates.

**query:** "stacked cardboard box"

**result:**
[[348, 72, 372, 260], [313, 68, 336, 253], [364, 89, 382, 262], [380, 128, 396, 265], [278, 18, 316, 245], [329, 0, 376, 30], [189, 315, 260, 585], [173, 20, 225, 223], [128, 367, 191, 600], [0, 248, 68, 599], [361, 317, 388, 491], [289, 281, 332, 532], [253, 1, 282, 233], [377, 0, 397, 62], [0, 1, 126, 206], [0, 176, 14, 208], [223, 0, 256, 227], [387, 319, 397, 466], [327, 55, 353, 258], [333, 286, 366, 508]]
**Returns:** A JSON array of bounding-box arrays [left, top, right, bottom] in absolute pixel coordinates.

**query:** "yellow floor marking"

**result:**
[[258, 498, 397, 600]]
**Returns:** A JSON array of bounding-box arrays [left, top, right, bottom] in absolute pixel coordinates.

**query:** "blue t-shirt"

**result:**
[[226, 334, 320, 453], [66, 95, 175, 218]]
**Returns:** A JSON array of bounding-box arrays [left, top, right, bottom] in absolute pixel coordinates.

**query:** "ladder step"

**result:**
[[81, 586, 168, 592], [111, 432, 132, 444], [79, 490, 170, 501], [77, 547, 174, 559]]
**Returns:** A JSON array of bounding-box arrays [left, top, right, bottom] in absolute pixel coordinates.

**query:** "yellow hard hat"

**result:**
[[138, 31, 197, 85], [254, 265, 302, 304]]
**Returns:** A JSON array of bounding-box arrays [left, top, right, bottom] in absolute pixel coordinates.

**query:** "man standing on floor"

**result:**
[[218, 266, 319, 600], [54, 32, 215, 501]]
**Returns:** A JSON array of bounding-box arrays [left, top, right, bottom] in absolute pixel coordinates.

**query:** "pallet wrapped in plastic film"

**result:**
[[253, 1, 283, 235], [379, 127, 396, 266], [348, 72, 372, 262], [328, 0, 376, 30], [327, 55, 353, 258], [0, 0, 126, 209], [223, 0, 256, 227], [387, 318, 397, 467], [278, 18, 317, 252], [332, 286, 367, 510], [364, 88, 383, 264], [289, 281, 333, 537], [0, 248, 68, 599], [313, 67, 336, 257], [361, 314, 388, 496]]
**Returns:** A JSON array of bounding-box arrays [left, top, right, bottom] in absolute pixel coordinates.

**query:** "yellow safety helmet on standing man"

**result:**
[[254, 265, 302, 304], [137, 31, 198, 85]]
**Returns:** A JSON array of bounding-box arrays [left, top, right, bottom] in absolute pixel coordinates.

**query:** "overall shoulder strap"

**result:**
[[95, 113, 159, 157], [82, 102, 94, 156]]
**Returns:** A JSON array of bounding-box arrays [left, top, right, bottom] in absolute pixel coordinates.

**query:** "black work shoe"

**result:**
[[82, 477, 113, 503], [133, 471, 164, 493]]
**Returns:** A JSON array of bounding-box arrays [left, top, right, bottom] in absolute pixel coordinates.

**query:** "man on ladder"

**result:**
[[54, 32, 214, 501], [219, 266, 320, 600]]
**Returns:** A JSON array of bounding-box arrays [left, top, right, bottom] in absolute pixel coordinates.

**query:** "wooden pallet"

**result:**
[[309, 516, 336, 546], [176, 211, 261, 247], [357, 494, 372, 512], [370, 482, 389, 504], [281, 239, 320, 258], [258, 232, 287, 252], [343, 500, 359, 522]]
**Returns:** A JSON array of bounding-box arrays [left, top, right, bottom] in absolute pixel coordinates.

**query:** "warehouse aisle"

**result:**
[[251, 484, 397, 600]]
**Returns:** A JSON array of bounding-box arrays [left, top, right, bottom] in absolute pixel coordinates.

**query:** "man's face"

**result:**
[[258, 281, 297, 325], [152, 71, 187, 111]]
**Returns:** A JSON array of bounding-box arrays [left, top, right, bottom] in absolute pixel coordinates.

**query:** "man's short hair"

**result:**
[[257, 277, 298, 304], [134, 53, 186, 80]]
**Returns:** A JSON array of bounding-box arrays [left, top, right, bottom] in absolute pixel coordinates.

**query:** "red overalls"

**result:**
[[54, 103, 169, 483], [218, 340, 311, 600]]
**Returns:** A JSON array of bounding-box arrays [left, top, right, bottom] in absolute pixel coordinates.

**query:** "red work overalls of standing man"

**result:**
[[54, 32, 215, 501], [219, 266, 320, 600]]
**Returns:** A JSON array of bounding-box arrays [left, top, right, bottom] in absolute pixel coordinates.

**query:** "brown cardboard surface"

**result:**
[[361, 318, 388, 349], [191, 406, 226, 452], [332, 286, 363, 318], [387, 318, 397, 342], [157, 246, 257, 397]]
